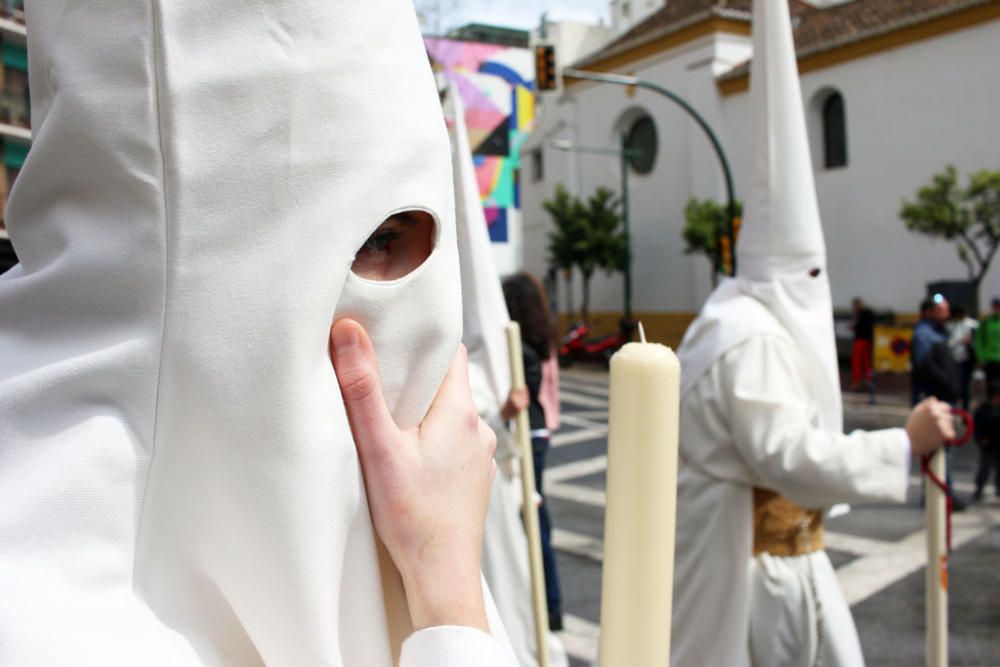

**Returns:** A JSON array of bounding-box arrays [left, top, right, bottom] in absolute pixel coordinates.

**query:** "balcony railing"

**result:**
[[0, 90, 28, 129], [0, 2, 24, 25]]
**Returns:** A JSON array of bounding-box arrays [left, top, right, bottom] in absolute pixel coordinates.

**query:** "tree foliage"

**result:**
[[900, 166, 1000, 297], [544, 185, 628, 324], [415, 0, 462, 34], [544, 185, 584, 274], [544, 185, 584, 320], [681, 197, 743, 279]]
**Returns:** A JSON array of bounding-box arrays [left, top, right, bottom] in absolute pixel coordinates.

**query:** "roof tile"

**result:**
[[574, 0, 999, 72]]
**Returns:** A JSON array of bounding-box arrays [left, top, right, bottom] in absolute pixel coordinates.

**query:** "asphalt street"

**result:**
[[545, 366, 1000, 667]]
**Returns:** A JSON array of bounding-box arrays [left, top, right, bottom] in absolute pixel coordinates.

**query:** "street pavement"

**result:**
[[545, 365, 1000, 666]]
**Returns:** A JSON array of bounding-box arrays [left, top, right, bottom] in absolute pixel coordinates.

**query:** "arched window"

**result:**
[[624, 114, 657, 175], [822, 92, 847, 169]]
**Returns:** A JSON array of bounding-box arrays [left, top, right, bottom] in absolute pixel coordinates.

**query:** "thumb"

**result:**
[[425, 344, 475, 426], [331, 318, 397, 460]]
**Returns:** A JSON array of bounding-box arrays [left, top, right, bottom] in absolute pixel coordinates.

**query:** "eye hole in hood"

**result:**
[[351, 210, 436, 282]]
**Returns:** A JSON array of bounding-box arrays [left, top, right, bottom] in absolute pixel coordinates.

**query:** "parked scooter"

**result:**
[[558, 318, 635, 367]]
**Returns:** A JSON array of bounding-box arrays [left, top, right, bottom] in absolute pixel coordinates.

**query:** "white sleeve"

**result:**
[[400, 626, 517, 667], [900, 428, 912, 462], [721, 335, 910, 508]]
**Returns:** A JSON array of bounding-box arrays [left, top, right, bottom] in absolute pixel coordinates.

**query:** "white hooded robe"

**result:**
[[672, 2, 911, 665], [0, 2, 515, 665]]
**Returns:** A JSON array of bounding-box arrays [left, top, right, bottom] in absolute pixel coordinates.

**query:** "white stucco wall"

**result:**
[[521, 31, 751, 314], [521, 16, 1000, 315], [535, 20, 613, 67]]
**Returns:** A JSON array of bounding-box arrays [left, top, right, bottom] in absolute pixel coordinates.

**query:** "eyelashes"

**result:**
[[351, 210, 436, 281], [361, 229, 403, 256]]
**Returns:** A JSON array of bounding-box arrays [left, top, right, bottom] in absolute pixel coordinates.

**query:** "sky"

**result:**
[[425, 0, 610, 33]]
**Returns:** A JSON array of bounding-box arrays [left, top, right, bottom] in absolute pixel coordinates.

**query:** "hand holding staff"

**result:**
[[505, 322, 551, 667], [909, 399, 963, 667]]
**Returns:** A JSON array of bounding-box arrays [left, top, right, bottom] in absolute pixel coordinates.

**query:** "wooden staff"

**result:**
[[925, 449, 947, 667], [505, 322, 550, 667]]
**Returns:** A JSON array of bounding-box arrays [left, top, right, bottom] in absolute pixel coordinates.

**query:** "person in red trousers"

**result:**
[[851, 297, 875, 390]]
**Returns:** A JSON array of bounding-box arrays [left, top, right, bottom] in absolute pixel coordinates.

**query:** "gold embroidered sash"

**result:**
[[752, 488, 824, 557]]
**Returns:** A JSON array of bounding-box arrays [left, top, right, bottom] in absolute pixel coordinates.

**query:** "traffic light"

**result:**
[[719, 234, 732, 276], [720, 215, 742, 275], [535, 44, 557, 91], [719, 215, 741, 276]]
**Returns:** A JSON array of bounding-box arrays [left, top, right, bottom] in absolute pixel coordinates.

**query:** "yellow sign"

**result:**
[[873, 325, 912, 373]]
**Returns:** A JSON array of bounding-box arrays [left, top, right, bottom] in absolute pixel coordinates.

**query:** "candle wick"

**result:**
[[638, 321, 647, 344]]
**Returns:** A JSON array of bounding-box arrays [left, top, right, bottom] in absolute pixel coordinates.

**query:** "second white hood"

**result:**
[[680, 0, 842, 433]]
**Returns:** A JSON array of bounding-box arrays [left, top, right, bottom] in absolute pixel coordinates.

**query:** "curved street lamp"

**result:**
[[562, 68, 738, 276]]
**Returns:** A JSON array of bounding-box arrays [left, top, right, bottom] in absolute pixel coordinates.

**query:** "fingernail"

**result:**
[[332, 322, 360, 354]]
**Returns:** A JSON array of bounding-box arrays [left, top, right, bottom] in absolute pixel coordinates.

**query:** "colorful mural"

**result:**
[[425, 38, 535, 244]]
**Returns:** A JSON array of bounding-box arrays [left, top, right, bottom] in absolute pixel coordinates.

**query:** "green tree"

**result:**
[[415, 0, 462, 34], [901, 166, 1000, 307], [682, 197, 743, 284], [544, 185, 628, 325], [544, 185, 585, 321]]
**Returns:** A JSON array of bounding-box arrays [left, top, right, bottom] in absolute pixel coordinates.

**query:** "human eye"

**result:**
[[351, 211, 435, 281]]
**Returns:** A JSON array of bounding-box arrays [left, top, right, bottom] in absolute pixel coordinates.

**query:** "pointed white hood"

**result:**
[[737, 0, 826, 282], [0, 2, 483, 664], [679, 0, 842, 431], [445, 83, 512, 428]]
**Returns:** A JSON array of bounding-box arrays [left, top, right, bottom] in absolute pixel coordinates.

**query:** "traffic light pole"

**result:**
[[551, 139, 642, 325], [620, 132, 632, 321], [562, 68, 737, 275]]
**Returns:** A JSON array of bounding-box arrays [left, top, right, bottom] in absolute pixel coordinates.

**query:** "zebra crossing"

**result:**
[[546, 367, 1000, 666]]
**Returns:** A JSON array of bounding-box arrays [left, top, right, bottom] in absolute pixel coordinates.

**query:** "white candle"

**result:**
[[925, 450, 948, 667], [599, 325, 680, 667]]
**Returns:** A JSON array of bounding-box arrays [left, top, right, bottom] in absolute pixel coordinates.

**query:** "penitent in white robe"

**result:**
[[672, 325, 910, 667], [447, 80, 566, 667]]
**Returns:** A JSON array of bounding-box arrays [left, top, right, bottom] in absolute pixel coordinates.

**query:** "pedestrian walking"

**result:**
[[912, 294, 967, 510], [976, 297, 1000, 385], [973, 383, 1000, 502], [851, 297, 875, 390], [912, 295, 959, 405], [947, 304, 978, 411]]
